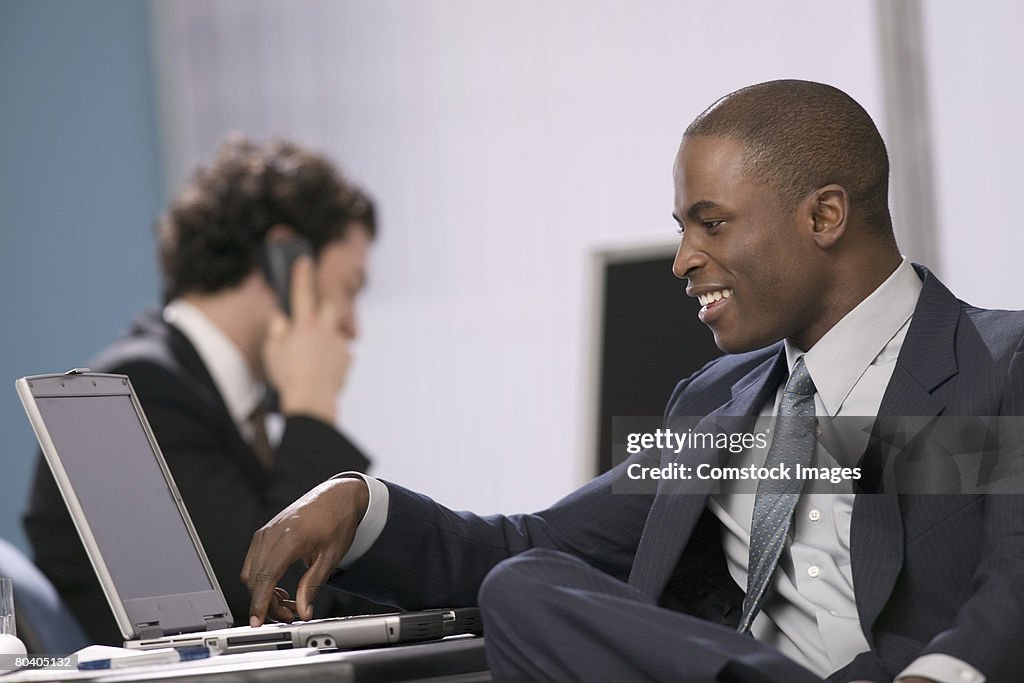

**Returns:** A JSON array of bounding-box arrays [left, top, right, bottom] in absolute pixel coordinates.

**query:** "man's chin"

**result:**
[[711, 329, 778, 355]]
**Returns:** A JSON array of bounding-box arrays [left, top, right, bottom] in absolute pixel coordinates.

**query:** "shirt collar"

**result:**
[[163, 299, 264, 426], [784, 258, 923, 417]]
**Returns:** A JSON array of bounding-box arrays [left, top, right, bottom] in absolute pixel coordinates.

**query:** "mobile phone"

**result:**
[[260, 237, 314, 317]]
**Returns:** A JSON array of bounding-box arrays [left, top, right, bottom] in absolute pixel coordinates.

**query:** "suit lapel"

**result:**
[[133, 309, 223, 404], [851, 265, 961, 644], [151, 311, 266, 474], [629, 349, 787, 597]]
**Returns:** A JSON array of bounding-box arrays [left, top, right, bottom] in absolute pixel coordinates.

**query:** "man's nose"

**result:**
[[672, 232, 706, 279]]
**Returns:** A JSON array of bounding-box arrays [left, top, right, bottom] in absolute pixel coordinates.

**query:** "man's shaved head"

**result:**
[[685, 80, 892, 234]]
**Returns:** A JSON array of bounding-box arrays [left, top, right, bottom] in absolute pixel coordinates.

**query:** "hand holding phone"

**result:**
[[261, 237, 314, 317], [261, 240, 351, 425]]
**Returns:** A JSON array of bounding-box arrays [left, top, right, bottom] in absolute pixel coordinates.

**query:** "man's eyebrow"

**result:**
[[684, 200, 723, 222]]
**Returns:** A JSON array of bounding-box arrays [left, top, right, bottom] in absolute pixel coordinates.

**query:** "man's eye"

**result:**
[[704, 220, 724, 230], [675, 225, 685, 236]]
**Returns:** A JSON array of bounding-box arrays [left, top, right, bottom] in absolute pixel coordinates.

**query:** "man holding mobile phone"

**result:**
[[23, 134, 383, 644]]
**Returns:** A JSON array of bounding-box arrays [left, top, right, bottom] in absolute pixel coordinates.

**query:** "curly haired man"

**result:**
[[24, 135, 381, 644]]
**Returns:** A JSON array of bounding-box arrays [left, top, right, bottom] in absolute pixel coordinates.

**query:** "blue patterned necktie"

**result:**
[[738, 356, 817, 634]]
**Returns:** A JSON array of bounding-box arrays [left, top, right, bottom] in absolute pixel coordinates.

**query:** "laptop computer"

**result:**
[[17, 369, 482, 653]]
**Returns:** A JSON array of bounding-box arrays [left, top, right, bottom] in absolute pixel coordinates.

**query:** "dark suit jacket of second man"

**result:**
[[23, 309, 372, 644]]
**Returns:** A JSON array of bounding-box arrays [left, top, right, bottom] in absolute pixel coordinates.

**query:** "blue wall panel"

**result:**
[[0, 0, 163, 550]]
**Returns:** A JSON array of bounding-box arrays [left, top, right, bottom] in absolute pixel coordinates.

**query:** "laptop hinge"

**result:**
[[204, 614, 231, 631], [134, 622, 164, 640]]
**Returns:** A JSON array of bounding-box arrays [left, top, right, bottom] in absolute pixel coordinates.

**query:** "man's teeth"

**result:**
[[698, 289, 733, 307]]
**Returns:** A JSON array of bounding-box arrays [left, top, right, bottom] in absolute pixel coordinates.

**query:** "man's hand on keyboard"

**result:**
[[242, 477, 370, 626]]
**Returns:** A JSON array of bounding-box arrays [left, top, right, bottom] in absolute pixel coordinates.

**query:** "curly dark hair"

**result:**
[[158, 134, 376, 302]]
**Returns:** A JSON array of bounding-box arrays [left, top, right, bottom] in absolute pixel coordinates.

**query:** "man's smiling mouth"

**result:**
[[697, 289, 733, 307]]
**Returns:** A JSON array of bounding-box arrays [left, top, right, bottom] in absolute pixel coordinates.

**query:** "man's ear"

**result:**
[[806, 184, 849, 249]]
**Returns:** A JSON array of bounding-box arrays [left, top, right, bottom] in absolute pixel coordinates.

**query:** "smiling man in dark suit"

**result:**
[[240, 81, 1024, 683], [23, 135, 379, 644]]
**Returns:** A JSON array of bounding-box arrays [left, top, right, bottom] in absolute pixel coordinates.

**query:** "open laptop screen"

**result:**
[[35, 393, 212, 600]]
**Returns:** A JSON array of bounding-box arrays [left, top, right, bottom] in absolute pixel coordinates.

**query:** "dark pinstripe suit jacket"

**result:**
[[334, 267, 1024, 682]]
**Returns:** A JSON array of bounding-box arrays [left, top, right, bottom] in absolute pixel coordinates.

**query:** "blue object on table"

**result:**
[[79, 645, 216, 670]]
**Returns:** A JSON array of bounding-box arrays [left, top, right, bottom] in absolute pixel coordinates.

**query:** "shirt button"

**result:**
[[808, 509, 821, 522], [807, 565, 820, 578]]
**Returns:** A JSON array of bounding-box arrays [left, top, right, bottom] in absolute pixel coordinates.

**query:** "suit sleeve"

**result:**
[[330, 445, 659, 609]]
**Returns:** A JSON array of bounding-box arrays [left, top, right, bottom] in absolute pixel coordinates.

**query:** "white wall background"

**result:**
[[148, 0, 886, 515], [922, 0, 1024, 310], [145, 0, 1021, 517]]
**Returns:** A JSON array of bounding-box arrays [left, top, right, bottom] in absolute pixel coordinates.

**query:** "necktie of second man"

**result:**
[[248, 404, 274, 470], [737, 355, 817, 634]]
